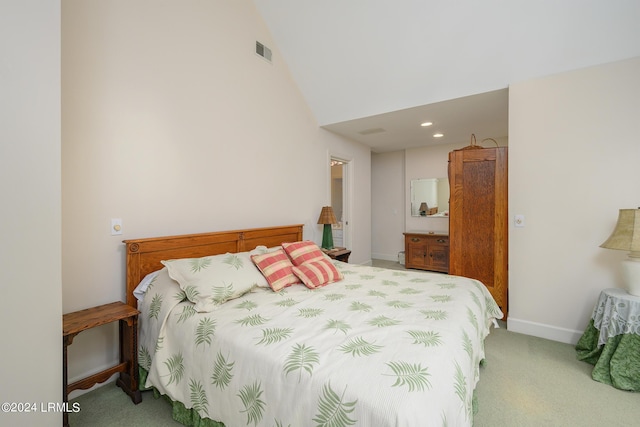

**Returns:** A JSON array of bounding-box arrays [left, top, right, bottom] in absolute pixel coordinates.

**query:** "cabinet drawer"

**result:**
[[410, 236, 449, 246], [431, 236, 448, 244]]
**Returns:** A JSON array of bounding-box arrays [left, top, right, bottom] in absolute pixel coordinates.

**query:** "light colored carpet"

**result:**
[[474, 322, 640, 426], [69, 260, 640, 426]]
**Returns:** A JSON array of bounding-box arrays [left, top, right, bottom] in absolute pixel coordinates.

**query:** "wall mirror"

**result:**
[[410, 178, 450, 217]]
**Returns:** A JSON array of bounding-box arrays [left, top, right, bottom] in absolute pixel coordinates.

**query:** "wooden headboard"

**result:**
[[123, 224, 304, 308]]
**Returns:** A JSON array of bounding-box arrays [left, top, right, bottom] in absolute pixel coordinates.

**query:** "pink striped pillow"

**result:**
[[292, 259, 343, 289], [251, 249, 300, 292], [282, 241, 325, 266]]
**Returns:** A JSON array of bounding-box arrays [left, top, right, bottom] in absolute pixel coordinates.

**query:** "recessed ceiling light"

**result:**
[[420, 122, 433, 127], [433, 133, 444, 138]]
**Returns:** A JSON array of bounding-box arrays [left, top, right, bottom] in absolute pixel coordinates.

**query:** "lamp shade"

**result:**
[[601, 208, 640, 296], [317, 206, 338, 225], [419, 202, 428, 213], [600, 208, 640, 257]]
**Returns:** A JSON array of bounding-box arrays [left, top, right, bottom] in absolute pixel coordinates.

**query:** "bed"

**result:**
[[124, 224, 502, 427]]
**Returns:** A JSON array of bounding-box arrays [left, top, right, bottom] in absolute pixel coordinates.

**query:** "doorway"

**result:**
[[330, 156, 350, 249]]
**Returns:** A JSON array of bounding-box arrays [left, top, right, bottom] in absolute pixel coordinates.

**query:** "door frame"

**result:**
[[328, 152, 352, 250]]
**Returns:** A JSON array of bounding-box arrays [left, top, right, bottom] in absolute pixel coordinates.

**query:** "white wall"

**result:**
[[0, 1, 62, 426], [371, 151, 405, 261], [62, 0, 370, 394], [508, 56, 640, 343], [255, 1, 640, 126]]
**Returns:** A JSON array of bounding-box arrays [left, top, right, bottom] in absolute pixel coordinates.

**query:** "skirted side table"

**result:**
[[576, 288, 640, 391]]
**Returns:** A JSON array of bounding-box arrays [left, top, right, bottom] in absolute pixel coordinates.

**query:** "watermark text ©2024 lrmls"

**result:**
[[2, 402, 81, 413]]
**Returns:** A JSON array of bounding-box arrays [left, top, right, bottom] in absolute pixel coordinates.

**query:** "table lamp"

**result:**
[[600, 208, 640, 296], [317, 206, 338, 250], [419, 202, 428, 216]]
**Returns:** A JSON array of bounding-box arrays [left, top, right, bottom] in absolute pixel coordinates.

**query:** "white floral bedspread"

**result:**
[[138, 261, 502, 427]]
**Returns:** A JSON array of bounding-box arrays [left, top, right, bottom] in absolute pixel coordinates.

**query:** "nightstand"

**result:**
[[576, 288, 640, 391], [63, 301, 141, 427], [325, 248, 351, 263]]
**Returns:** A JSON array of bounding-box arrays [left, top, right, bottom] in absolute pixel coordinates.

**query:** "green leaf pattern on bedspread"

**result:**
[[385, 360, 431, 391], [368, 315, 400, 327], [190, 379, 209, 416], [453, 361, 470, 418], [238, 381, 265, 426], [195, 317, 216, 347], [149, 293, 163, 320], [183, 285, 200, 304], [236, 314, 268, 327], [176, 305, 197, 323], [325, 319, 351, 334], [339, 337, 383, 357], [164, 353, 184, 386], [212, 283, 234, 305], [139, 261, 503, 427], [256, 327, 293, 345], [421, 309, 448, 320], [406, 330, 442, 347], [312, 382, 357, 427], [236, 300, 258, 311], [297, 308, 323, 318], [211, 351, 234, 389], [284, 343, 319, 381], [138, 346, 152, 371]]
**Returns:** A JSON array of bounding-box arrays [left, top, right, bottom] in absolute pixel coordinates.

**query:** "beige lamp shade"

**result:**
[[601, 208, 640, 296], [317, 206, 338, 225], [419, 202, 428, 213], [600, 208, 640, 257]]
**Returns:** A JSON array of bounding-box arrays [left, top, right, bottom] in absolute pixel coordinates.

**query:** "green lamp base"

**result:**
[[321, 224, 334, 250]]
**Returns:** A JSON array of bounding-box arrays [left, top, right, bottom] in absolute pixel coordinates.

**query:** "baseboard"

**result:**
[[371, 252, 400, 262], [507, 317, 585, 345]]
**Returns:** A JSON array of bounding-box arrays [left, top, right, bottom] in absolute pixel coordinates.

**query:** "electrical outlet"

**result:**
[[111, 218, 123, 235]]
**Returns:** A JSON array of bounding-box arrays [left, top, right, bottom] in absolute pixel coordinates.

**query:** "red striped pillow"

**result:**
[[282, 241, 325, 266], [292, 259, 343, 289], [251, 249, 300, 291]]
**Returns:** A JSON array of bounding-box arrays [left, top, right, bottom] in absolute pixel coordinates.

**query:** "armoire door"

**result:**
[[448, 147, 508, 316]]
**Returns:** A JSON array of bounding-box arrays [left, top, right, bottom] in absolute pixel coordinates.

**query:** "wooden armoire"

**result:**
[[448, 146, 508, 316]]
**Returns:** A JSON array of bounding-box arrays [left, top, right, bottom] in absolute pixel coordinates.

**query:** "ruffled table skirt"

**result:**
[[576, 319, 640, 391]]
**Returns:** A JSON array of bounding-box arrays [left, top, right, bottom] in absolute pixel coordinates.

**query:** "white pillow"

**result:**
[[161, 251, 268, 312], [133, 269, 161, 301]]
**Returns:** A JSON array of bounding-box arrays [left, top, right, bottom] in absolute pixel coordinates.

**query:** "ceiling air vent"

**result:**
[[256, 41, 272, 63], [358, 128, 386, 136]]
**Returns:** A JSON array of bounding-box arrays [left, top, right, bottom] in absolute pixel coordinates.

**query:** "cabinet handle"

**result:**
[[437, 239, 446, 243], [411, 238, 420, 242]]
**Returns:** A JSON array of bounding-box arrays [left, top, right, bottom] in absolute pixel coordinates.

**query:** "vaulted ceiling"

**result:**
[[253, 1, 640, 152]]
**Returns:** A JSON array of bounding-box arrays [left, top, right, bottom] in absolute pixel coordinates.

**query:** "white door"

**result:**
[[330, 157, 350, 249]]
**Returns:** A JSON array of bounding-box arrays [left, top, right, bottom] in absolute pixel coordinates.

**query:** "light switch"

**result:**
[[111, 218, 123, 235], [514, 215, 525, 228]]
